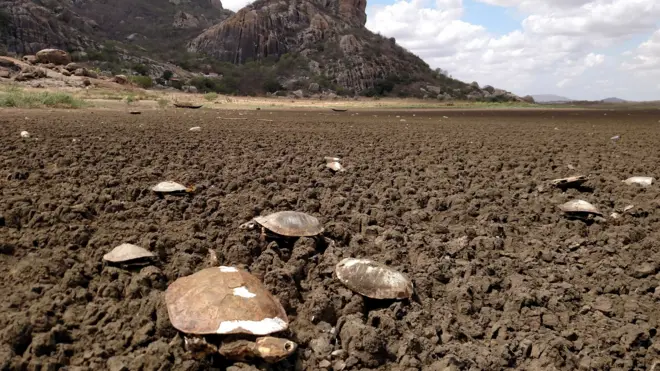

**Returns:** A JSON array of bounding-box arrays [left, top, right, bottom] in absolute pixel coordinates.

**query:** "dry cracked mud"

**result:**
[[2, 107, 660, 370]]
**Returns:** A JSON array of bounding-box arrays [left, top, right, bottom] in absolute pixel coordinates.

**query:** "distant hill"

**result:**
[[601, 97, 627, 103], [531, 94, 573, 103]]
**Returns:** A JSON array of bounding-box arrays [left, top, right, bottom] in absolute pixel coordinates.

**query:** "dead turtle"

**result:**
[[151, 181, 195, 196], [335, 258, 414, 300], [559, 199, 602, 220], [239, 211, 323, 241], [550, 175, 588, 189], [623, 176, 654, 187], [103, 243, 155, 265], [165, 266, 297, 363]]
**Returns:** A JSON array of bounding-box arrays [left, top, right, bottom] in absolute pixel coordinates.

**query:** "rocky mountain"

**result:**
[[187, 0, 448, 93], [0, 0, 233, 55], [0, 0, 524, 100], [601, 97, 627, 103]]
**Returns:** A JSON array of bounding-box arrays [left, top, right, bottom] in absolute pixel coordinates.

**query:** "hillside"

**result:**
[[0, 0, 523, 100]]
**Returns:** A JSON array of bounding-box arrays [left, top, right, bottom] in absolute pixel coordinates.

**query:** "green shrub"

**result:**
[[204, 92, 218, 101], [132, 63, 149, 76], [162, 70, 173, 80], [129, 75, 153, 89], [0, 88, 85, 108]]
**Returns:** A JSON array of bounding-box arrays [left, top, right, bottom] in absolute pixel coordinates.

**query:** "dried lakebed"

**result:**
[[1, 108, 660, 370]]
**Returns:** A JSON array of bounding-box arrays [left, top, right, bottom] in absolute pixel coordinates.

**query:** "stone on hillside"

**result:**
[[65, 63, 82, 72], [23, 55, 37, 64], [426, 85, 442, 94], [308, 82, 320, 92], [36, 49, 71, 65], [113, 75, 128, 84]]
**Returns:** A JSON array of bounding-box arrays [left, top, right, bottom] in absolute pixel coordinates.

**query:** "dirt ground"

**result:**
[[1, 107, 660, 371]]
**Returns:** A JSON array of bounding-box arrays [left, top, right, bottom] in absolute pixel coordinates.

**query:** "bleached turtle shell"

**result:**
[[253, 211, 323, 237], [103, 243, 155, 263], [623, 176, 654, 187], [165, 266, 289, 335], [20, 131, 30, 138], [326, 161, 345, 172], [324, 156, 341, 163], [151, 181, 187, 193], [550, 175, 587, 187], [335, 258, 414, 300], [559, 200, 602, 216]]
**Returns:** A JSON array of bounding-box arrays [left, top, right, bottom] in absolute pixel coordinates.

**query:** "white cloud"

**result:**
[[222, 0, 252, 12], [621, 29, 660, 73], [366, 0, 660, 100]]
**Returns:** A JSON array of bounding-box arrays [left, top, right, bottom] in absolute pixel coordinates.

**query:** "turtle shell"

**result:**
[[324, 156, 341, 162], [550, 175, 587, 187], [152, 181, 187, 193], [165, 266, 289, 335], [103, 243, 155, 263], [335, 258, 413, 300], [254, 211, 323, 237], [623, 176, 653, 186], [326, 161, 344, 172], [559, 200, 602, 216]]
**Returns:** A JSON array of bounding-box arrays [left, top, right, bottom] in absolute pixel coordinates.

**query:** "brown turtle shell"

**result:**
[[335, 258, 414, 300], [165, 267, 289, 335], [254, 211, 323, 237]]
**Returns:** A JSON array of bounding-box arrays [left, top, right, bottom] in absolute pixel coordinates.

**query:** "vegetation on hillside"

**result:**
[[0, 87, 85, 108]]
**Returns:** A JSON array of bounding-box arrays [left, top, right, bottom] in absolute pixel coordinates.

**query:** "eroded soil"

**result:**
[[2, 107, 660, 370]]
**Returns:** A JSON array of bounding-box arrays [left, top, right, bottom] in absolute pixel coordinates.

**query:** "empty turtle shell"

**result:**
[[165, 266, 289, 335], [559, 200, 602, 216], [326, 161, 345, 172], [151, 181, 191, 193], [103, 243, 155, 263], [623, 176, 653, 186], [550, 175, 587, 188], [248, 211, 323, 237], [335, 258, 414, 300]]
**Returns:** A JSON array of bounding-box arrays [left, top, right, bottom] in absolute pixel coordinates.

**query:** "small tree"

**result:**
[[162, 70, 173, 81]]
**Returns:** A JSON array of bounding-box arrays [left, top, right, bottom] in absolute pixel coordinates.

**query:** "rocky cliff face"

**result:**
[[188, 0, 436, 92], [0, 0, 233, 55]]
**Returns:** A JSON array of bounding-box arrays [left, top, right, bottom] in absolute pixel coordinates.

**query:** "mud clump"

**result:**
[[1, 108, 660, 369]]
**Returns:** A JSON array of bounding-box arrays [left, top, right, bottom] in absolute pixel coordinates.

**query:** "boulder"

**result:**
[[308, 82, 320, 92], [482, 85, 495, 94], [522, 95, 535, 103], [61, 69, 71, 77], [35, 49, 71, 65], [0, 68, 10, 79], [470, 81, 480, 89], [82, 78, 91, 86], [65, 63, 82, 72], [74, 68, 87, 76], [23, 55, 37, 64], [426, 85, 442, 94], [113, 75, 128, 84], [0, 57, 16, 69], [292, 89, 304, 98]]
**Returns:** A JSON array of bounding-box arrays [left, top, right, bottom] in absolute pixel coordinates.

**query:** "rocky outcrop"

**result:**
[[0, 0, 233, 55], [35, 49, 71, 65], [189, 0, 433, 93]]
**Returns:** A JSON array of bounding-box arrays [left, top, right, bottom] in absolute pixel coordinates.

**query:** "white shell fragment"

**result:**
[[103, 243, 155, 263], [326, 161, 345, 172], [324, 156, 341, 162], [335, 258, 414, 300], [623, 176, 654, 187], [20, 131, 30, 138], [189, 127, 201, 131], [151, 181, 188, 193], [611, 135, 620, 141], [559, 200, 602, 216]]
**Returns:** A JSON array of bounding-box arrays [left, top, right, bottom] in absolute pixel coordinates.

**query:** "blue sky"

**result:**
[[362, 0, 660, 101]]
